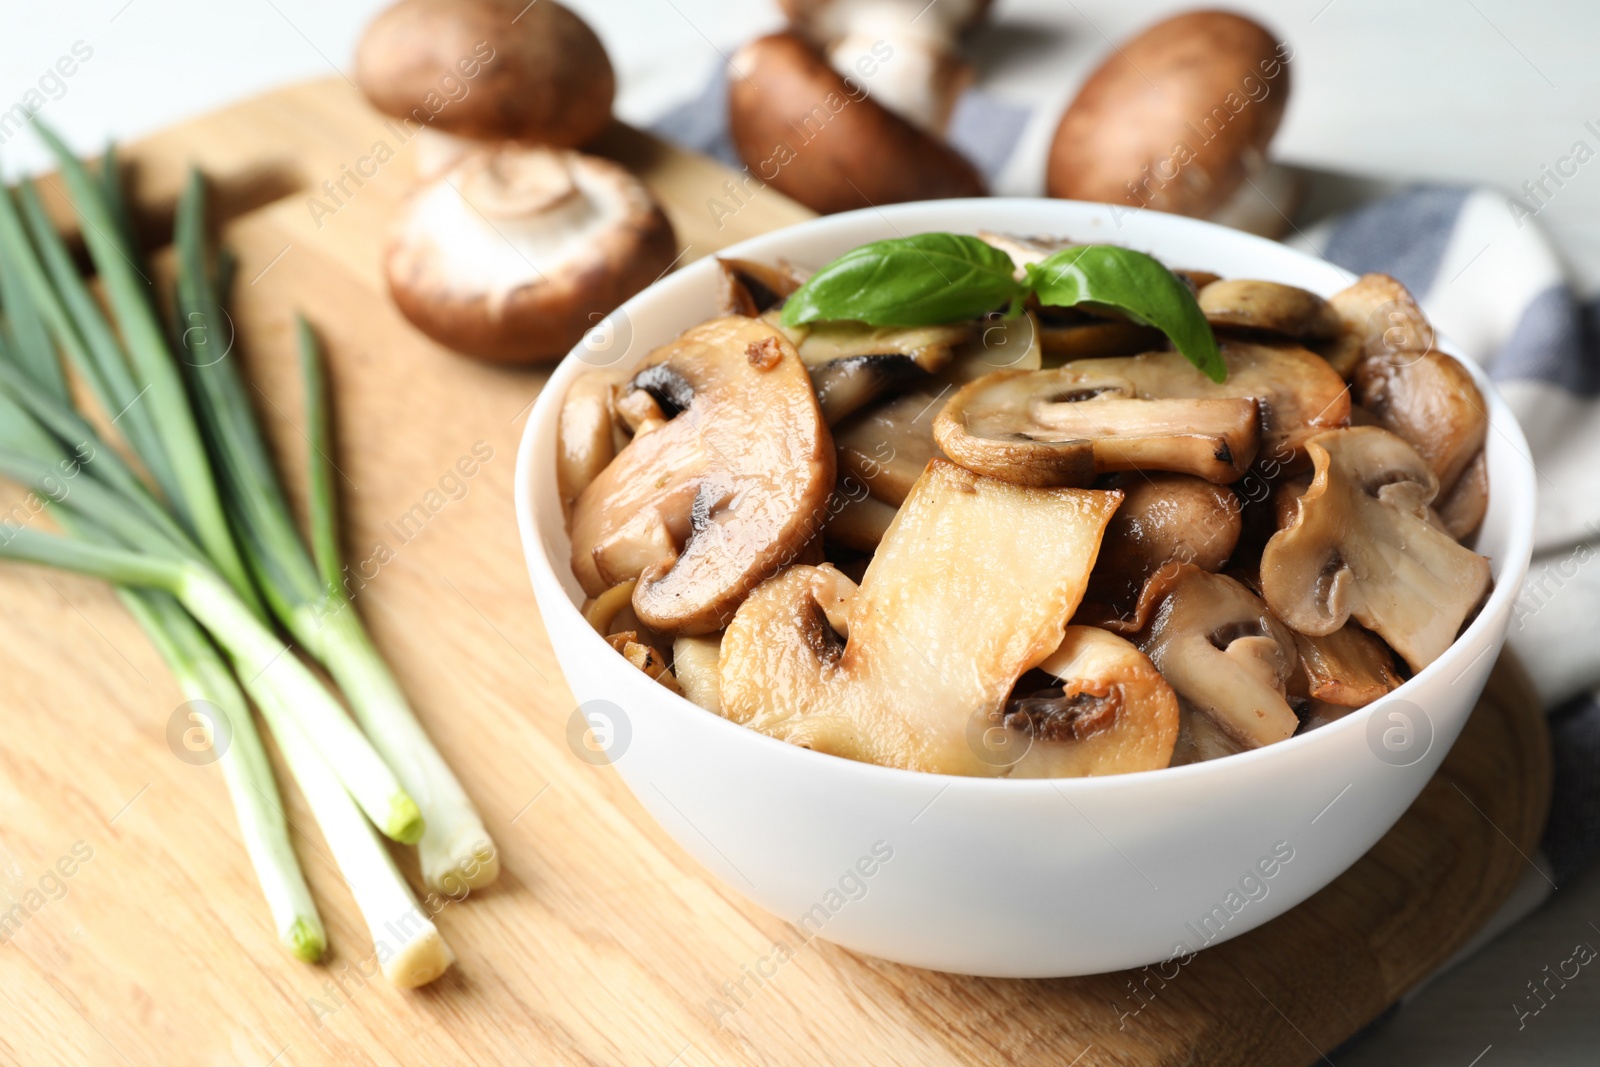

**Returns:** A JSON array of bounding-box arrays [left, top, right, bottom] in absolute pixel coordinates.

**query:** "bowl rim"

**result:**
[[514, 196, 1538, 794]]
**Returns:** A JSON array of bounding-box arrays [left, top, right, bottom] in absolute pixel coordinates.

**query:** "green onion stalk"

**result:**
[[175, 174, 497, 895]]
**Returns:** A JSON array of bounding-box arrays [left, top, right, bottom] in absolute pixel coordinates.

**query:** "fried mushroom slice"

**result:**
[[999, 626, 1179, 777], [1080, 474, 1242, 630], [568, 316, 835, 634], [1197, 279, 1341, 341], [1292, 625, 1401, 709], [606, 632, 682, 695], [1260, 427, 1491, 671], [557, 369, 628, 517], [671, 633, 723, 713], [716, 258, 804, 317], [833, 314, 1042, 504], [824, 489, 898, 552], [1323, 273, 1436, 378], [1435, 450, 1489, 541], [717, 460, 1122, 776], [792, 321, 967, 425], [1139, 564, 1300, 749], [1353, 350, 1487, 534]]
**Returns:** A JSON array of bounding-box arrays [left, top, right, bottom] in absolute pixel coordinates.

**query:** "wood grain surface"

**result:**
[[0, 78, 1551, 1067]]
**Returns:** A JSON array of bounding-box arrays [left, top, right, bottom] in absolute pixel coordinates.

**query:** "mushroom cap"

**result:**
[[1353, 350, 1487, 501], [1259, 426, 1492, 671], [1046, 10, 1289, 218], [1327, 273, 1436, 364], [384, 147, 677, 363], [568, 315, 835, 635], [1138, 564, 1299, 749], [355, 0, 615, 147], [727, 32, 986, 215], [716, 459, 1124, 776]]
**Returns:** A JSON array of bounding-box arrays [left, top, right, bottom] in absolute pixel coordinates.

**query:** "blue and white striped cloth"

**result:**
[[651, 73, 1600, 914]]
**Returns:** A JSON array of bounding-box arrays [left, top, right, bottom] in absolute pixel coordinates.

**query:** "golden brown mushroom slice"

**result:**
[[556, 370, 630, 518], [1321, 273, 1436, 378], [833, 314, 1042, 504], [823, 489, 898, 552], [790, 320, 969, 426], [568, 316, 835, 634], [385, 147, 677, 364], [717, 459, 1123, 776], [1138, 564, 1300, 749], [672, 633, 724, 713], [1354, 351, 1488, 540], [1078, 474, 1242, 631], [1197, 279, 1341, 342], [1260, 427, 1492, 672], [716, 258, 805, 317], [1000, 627, 1179, 777], [1291, 625, 1402, 709]]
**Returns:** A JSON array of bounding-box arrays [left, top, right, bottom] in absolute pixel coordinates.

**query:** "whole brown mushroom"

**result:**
[[728, 32, 986, 214], [356, 0, 616, 177], [1046, 11, 1296, 236]]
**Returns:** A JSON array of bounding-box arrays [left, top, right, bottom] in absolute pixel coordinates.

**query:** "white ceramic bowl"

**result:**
[[515, 199, 1536, 978]]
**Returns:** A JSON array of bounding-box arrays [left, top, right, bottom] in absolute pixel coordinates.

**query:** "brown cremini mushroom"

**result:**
[[1138, 564, 1300, 749], [356, 0, 616, 178], [717, 459, 1124, 776], [727, 32, 986, 215], [384, 147, 677, 363], [568, 316, 835, 634], [1259, 427, 1492, 671], [1046, 11, 1294, 235]]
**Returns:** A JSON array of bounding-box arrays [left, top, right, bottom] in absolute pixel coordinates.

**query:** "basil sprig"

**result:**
[[781, 233, 1225, 383]]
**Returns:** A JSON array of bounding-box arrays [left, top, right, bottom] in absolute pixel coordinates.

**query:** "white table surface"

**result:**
[[7, 1, 1600, 1061]]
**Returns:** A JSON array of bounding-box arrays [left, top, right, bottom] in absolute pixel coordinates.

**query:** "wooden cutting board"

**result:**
[[0, 78, 1551, 1067]]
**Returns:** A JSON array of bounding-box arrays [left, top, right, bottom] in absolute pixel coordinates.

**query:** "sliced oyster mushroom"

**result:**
[[1079, 474, 1241, 630], [671, 633, 723, 713], [568, 316, 835, 634], [834, 314, 1042, 504], [1138, 564, 1300, 749], [1353, 350, 1488, 538], [1000, 626, 1179, 777], [1291, 624, 1401, 709], [1259, 427, 1491, 671], [717, 459, 1122, 776], [716, 257, 805, 317], [1197, 279, 1341, 341]]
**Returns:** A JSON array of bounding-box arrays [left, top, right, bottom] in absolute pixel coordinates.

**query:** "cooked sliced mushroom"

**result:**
[[1353, 350, 1487, 521], [936, 368, 1258, 486], [824, 488, 899, 551], [790, 320, 967, 425], [1260, 427, 1491, 671], [1292, 625, 1401, 709], [569, 316, 835, 634], [607, 631, 683, 694], [834, 315, 1042, 504], [1326, 273, 1436, 370], [1037, 314, 1166, 362], [1197, 279, 1341, 341], [557, 370, 630, 516], [672, 633, 723, 712], [999, 626, 1179, 777], [1170, 702, 1246, 766], [1079, 474, 1241, 629], [716, 257, 805, 317], [1139, 564, 1300, 749], [1435, 450, 1489, 541], [385, 147, 677, 363], [936, 341, 1349, 486], [717, 459, 1123, 775]]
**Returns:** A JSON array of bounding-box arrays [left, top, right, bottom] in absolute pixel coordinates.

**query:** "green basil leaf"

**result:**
[[781, 233, 1023, 328], [1027, 246, 1226, 383]]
